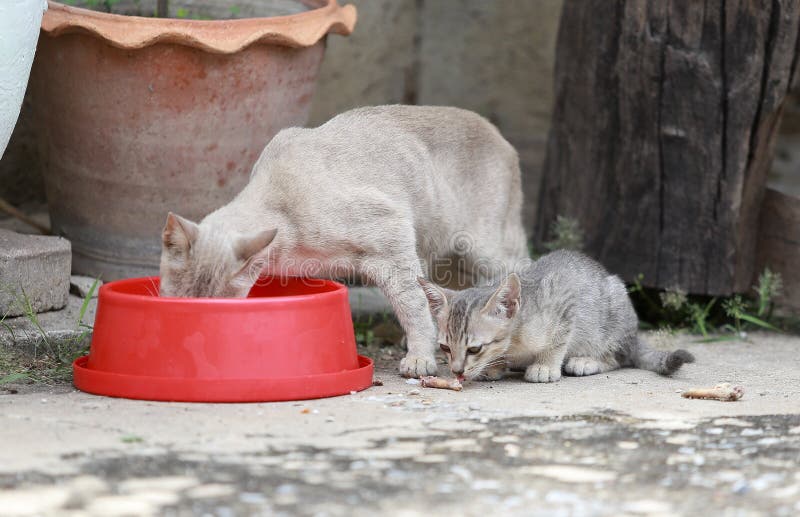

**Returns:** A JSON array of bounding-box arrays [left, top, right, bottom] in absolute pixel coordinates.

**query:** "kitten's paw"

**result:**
[[563, 357, 604, 377], [524, 364, 561, 383], [399, 355, 438, 378]]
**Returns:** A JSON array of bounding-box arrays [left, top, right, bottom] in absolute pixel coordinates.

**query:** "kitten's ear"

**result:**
[[418, 277, 451, 318], [234, 228, 278, 263], [483, 273, 521, 319], [162, 212, 199, 257]]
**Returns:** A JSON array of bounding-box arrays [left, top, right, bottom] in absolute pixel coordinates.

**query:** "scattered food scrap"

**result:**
[[420, 376, 463, 392], [372, 379, 384, 386], [682, 383, 744, 402]]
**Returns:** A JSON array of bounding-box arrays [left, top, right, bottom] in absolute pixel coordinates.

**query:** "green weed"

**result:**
[[629, 269, 785, 340], [0, 278, 100, 386], [543, 215, 584, 252]]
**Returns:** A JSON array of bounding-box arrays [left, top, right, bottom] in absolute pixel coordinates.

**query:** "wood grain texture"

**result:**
[[537, 0, 800, 295], [755, 188, 800, 311]]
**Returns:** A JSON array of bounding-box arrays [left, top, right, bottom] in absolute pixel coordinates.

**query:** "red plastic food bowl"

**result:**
[[73, 276, 373, 402]]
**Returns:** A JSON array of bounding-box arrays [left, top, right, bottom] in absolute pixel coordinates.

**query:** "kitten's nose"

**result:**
[[451, 366, 464, 375]]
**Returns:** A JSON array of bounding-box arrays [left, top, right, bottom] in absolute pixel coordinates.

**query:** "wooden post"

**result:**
[[157, 0, 168, 18], [755, 188, 800, 311], [536, 0, 800, 295]]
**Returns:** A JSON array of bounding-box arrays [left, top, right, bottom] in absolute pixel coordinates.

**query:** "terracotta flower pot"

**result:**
[[30, 0, 356, 279]]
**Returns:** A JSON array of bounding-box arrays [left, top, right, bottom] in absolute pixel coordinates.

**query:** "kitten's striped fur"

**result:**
[[420, 250, 695, 382]]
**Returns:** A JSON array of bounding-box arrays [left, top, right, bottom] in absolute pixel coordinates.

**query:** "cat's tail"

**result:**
[[631, 338, 695, 375]]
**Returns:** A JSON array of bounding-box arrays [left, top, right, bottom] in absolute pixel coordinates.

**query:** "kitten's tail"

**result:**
[[631, 338, 695, 375]]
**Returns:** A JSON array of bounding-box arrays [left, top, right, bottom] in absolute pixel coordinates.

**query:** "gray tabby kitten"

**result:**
[[419, 250, 694, 382], [159, 105, 529, 378]]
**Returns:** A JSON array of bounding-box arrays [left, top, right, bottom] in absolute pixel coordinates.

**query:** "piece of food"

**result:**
[[681, 383, 744, 401], [420, 376, 463, 391]]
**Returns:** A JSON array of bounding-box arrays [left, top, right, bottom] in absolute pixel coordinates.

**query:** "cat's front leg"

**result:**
[[370, 258, 438, 378], [523, 346, 567, 383]]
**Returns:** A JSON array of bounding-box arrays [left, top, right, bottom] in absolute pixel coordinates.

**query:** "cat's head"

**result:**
[[159, 212, 277, 298], [419, 274, 521, 380]]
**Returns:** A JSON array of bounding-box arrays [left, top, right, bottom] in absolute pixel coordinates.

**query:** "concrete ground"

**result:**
[[1, 331, 799, 516]]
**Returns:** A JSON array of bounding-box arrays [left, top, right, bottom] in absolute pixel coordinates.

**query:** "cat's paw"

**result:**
[[399, 355, 438, 378], [524, 364, 561, 383], [563, 357, 604, 377]]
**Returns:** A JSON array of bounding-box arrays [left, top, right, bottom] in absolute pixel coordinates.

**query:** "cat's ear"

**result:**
[[234, 228, 278, 263], [418, 277, 451, 318], [483, 273, 521, 319], [230, 229, 278, 288], [162, 212, 199, 257]]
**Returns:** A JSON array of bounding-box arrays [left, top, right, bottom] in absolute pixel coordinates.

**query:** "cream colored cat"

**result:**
[[159, 105, 528, 378]]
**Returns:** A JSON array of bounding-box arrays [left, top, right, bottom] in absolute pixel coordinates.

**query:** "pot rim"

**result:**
[[41, 0, 357, 54]]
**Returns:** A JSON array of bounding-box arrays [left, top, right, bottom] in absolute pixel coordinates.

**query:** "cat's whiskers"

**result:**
[[466, 354, 506, 378]]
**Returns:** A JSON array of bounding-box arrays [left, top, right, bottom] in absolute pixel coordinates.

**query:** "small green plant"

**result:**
[[685, 297, 717, 338], [353, 313, 375, 347], [659, 287, 687, 312], [629, 268, 784, 340], [350, 293, 402, 348], [351, 292, 375, 346], [544, 215, 584, 252], [754, 267, 782, 319], [527, 215, 584, 259], [628, 273, 663, 317], [1, 307, 14, 342], [722, 294, 778, 333]]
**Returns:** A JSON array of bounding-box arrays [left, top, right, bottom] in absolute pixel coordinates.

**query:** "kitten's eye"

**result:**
[[467, 345, 483, 355], [439, 343, 450, 353]]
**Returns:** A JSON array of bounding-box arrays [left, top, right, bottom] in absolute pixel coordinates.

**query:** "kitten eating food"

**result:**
[[420, 250, 695, 383]]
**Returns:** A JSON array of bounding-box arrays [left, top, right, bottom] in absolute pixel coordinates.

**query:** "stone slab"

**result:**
[[69, 275, 102, 300], [0, 290, 96, 352], [0, 229, 71, 317]]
